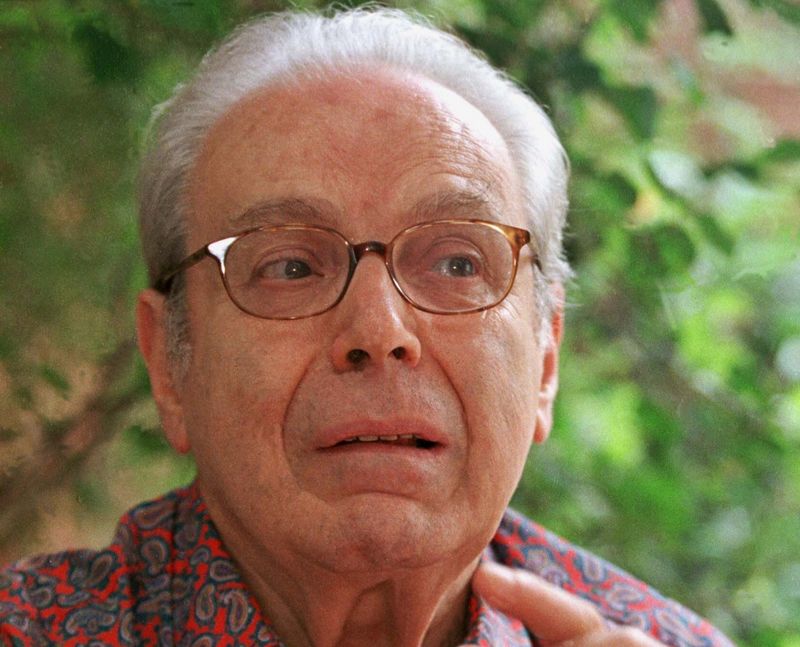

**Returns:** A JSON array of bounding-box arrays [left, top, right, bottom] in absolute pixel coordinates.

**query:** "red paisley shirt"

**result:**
[[0, 483, 733, 646]]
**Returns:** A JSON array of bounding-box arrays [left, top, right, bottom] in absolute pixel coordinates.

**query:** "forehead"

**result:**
[[186, 67, 521, 242]]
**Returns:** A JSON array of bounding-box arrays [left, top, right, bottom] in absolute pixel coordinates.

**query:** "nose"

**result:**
[[329, 254, 421, 371]]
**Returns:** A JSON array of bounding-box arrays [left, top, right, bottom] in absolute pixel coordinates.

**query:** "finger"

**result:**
[[577, 626, 664, 647], [472, 562, 606, 644]]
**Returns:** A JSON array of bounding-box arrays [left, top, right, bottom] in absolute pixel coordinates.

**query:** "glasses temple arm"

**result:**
[[153, 246, 212, 293]]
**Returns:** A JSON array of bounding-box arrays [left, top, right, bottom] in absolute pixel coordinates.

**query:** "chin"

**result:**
[[309, 495, 469, 573]]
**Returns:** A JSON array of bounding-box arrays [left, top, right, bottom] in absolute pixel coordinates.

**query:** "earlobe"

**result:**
[[533, 284, 564, 445], [136, 289, 191, 454]]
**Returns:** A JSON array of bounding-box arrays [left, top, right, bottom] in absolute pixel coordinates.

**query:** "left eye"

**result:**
[[432, 256, 476, 277], [279, 259, 312, 279]]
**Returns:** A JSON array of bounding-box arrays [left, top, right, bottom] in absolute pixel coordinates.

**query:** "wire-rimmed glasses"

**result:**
[[154, 219, 536, 320]]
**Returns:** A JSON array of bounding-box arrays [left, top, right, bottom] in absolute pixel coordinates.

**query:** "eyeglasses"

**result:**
[[154, 219, 536, 320]]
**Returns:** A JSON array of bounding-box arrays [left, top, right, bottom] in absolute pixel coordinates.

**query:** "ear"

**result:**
[[533, 283, 564, 445], [136, 289, 191, 454]]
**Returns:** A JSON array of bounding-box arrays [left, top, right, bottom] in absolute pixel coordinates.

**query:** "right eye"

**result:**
[[249, 248, 325, 283], [255, 258, 313, 280]]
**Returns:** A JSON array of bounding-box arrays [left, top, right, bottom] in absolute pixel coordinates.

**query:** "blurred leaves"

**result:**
[[608, 0, 663, 41], [0, 1, 798, 646], [38, 365, 71, 400], [73, 21, 141, 85], [747, 0, 800, 25], [697, 0, 734, 34]]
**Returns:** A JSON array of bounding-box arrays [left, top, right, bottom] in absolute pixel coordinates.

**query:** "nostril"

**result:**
[[391, 347, 406, 360]]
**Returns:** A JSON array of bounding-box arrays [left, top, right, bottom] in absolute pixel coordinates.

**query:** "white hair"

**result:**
[[137, 7, 570, 363]]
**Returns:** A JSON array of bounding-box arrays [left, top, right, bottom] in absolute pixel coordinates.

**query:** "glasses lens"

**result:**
[[391, 222, 515, 313], [223, 227, 351, 319]]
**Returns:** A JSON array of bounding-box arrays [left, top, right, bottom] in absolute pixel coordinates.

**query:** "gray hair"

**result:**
[[138, 7, 571, 368]]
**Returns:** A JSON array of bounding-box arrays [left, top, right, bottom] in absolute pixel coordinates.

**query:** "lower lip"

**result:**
[[313, 442, 446, 494]]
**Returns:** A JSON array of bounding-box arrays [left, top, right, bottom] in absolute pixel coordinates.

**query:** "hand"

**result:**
[[471, 562, 664, 646]]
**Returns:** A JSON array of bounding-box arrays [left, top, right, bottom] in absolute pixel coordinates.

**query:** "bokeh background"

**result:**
[[1, 0, 799, 644]]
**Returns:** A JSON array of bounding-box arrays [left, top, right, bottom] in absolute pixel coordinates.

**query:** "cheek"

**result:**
[[449, 306, 540, 431], [431, 305, 541, 488], [181, 314, 320, 465]]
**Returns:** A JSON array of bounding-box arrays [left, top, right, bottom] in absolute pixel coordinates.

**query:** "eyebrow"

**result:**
[[227, 189, 504, 234], [410, 189, 503, 223], [228, 197, 340, 230]]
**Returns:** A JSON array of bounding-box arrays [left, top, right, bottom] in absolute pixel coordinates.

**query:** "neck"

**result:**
[[241, 558, 477, 647], [197, 478, 490, 647], [204, 497, 480, 647]]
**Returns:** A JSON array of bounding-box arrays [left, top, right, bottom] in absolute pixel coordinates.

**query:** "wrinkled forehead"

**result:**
[[185, 66, 523, 244]]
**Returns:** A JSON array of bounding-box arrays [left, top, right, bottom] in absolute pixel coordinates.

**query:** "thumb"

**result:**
[[472, 562, 605, 644]]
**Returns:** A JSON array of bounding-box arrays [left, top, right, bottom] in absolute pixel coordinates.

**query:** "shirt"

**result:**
[[0, 482, 734, 646]]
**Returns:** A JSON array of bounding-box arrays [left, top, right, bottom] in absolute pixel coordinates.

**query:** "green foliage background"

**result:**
[[1, 1, 798, 645]]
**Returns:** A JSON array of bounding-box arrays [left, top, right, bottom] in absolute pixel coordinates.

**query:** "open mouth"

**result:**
[[334, 434, 438, 450]]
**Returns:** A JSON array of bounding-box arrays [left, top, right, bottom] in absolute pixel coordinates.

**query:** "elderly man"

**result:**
[[0, 8, 733, 647]]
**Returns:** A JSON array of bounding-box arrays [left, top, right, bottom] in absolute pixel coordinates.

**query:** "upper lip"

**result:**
[[315, 418, 448, 450]]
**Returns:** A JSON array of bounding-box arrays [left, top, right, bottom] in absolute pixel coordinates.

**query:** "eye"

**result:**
[[255, 258, 314, 281], [432, 256, 476, 277]]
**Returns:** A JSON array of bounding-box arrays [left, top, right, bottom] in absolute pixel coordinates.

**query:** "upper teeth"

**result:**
[[343, 434, 417, 443]]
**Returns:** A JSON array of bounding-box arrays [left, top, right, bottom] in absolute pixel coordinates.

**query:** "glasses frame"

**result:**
[[154, 219, 537, 319]]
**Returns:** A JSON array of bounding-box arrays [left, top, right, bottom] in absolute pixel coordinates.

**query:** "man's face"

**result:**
[[146, 68, 559, 575]]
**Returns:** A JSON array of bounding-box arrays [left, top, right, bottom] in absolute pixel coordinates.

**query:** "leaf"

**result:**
[[74, 479, 106, 511], [72, 22, 140, 85], [575, 172, 638, 219], [608, 0, 664, 41], [456, 24, 517, 71], [696, 0, 734, 35], [632, 223, 696, 277], [479, 0, 547, 28], [602, 84, 659, 139], [747, 0, 800, 25], [651, 223, 696, 274], [760, 139, 800, 164], [39, 364, 71, 398], [125, 424, 170, 457], [702, 140, 800, 182], [557, 45, 603, 93], [142, 0, 227, 34], [694, 213, 735, 256]]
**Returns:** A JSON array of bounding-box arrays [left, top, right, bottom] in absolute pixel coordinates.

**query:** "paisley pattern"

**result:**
[[492, 509, 734, 646], [0, 483, 733, 646]]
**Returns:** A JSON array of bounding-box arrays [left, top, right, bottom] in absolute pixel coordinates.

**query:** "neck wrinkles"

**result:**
[[198, 480, 479, 647]]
